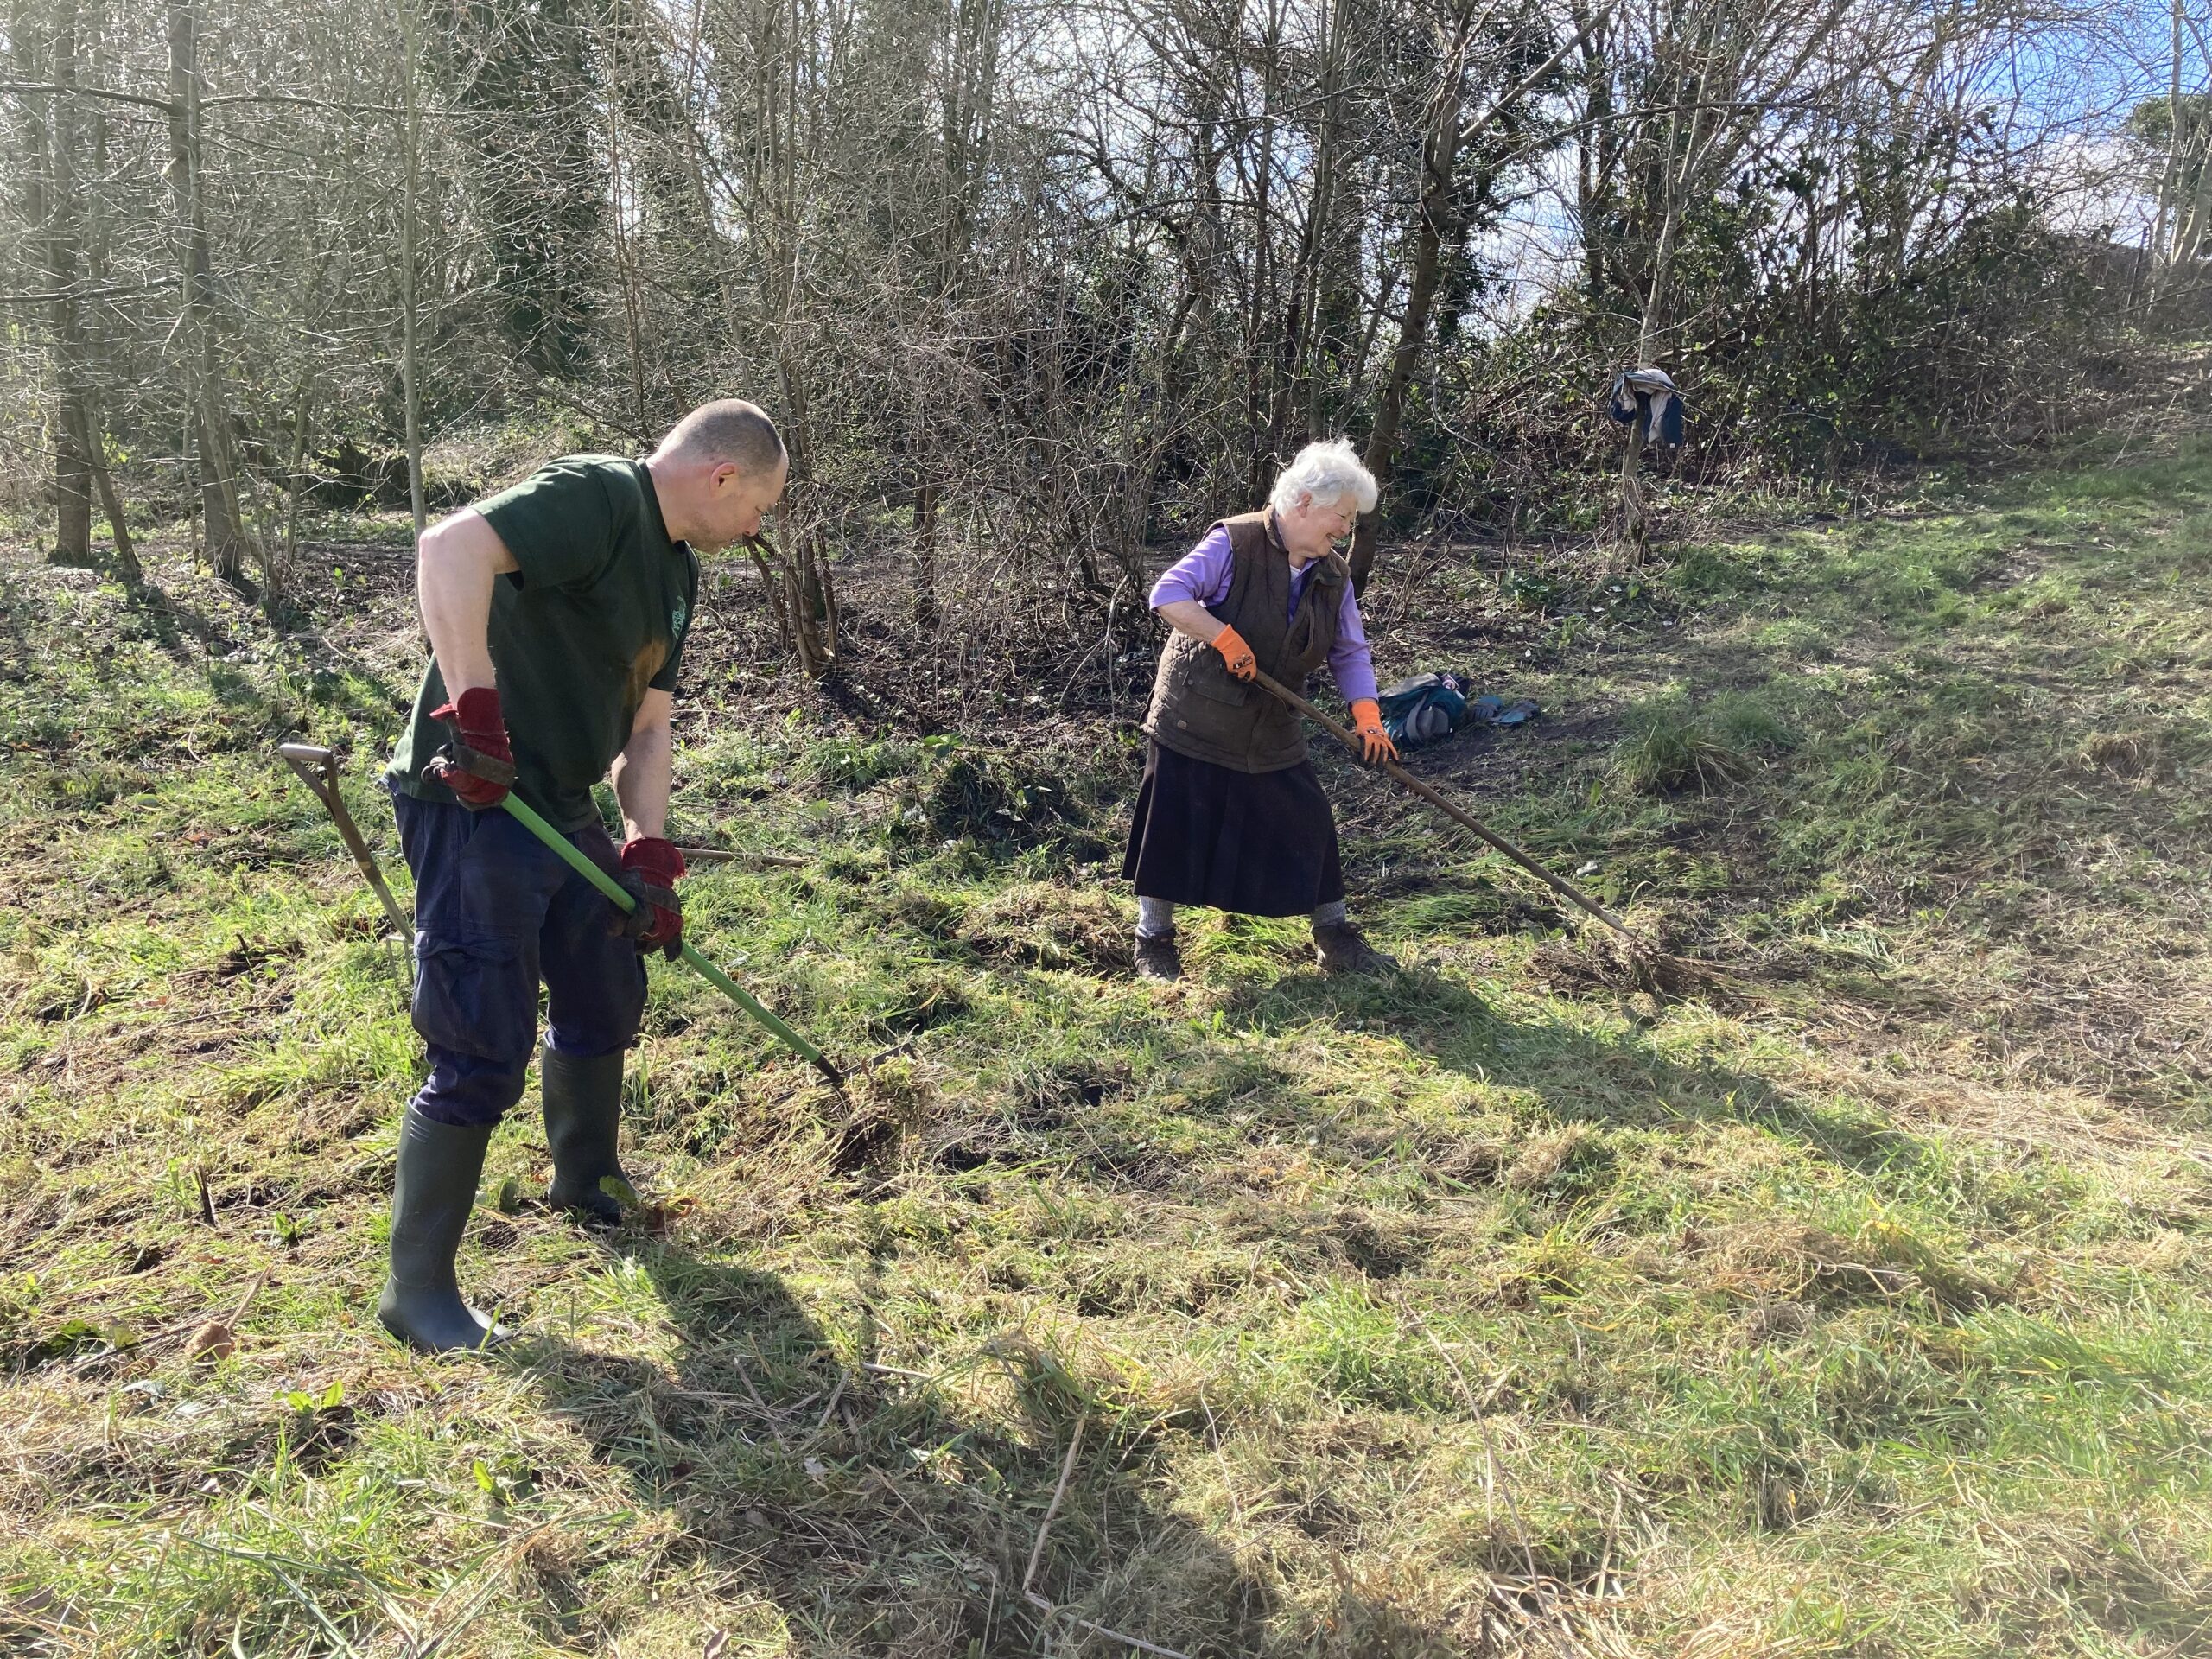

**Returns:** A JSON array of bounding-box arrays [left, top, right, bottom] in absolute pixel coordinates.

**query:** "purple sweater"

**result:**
[[1149, 525, 1379, 704]]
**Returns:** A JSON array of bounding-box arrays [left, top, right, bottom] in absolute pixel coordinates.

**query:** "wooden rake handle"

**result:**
[[1246, 669, 1649, 950]]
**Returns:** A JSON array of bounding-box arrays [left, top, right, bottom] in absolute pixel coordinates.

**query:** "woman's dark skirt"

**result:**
[[1121, 741, 1344, 916]]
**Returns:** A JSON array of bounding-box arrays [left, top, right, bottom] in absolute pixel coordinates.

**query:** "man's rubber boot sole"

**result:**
[[378, 1107, 504, 1352], [542, 1046, 629, 1227]]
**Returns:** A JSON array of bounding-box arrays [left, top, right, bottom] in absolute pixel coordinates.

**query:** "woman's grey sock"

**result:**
[[1312, 899, 1348, 929], [1136, 896, 1177, 938]]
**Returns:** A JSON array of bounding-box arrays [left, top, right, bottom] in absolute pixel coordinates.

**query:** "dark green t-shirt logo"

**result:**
[[671, 601, 687, 638]]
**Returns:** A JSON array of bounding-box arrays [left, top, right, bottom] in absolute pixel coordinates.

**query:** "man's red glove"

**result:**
[[613, 837, 686, 960], [426, 687, 516, 810], [1351, 699, 1399, 767]]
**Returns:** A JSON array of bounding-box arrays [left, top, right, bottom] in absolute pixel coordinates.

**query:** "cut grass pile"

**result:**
[[1, 437, 2209, 1656]]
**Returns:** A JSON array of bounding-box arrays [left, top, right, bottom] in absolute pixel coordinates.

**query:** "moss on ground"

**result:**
[[1, 442, 2209, 1656]]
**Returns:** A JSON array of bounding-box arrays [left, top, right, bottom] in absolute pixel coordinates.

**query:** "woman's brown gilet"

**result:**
[[1143, 511, 1347, 774]]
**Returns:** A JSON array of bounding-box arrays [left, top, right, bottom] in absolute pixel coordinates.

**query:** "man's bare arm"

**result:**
[[416, 510, 519, 694], [611, 689, 674, 842]]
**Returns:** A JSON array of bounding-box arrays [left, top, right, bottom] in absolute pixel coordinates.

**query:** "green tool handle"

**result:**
[[498, 793, 844, 1088]]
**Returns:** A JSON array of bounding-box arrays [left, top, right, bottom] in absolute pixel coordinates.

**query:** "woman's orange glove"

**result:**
[[1351, 699, 1398, 766], [1211, 625, 1257, 681]]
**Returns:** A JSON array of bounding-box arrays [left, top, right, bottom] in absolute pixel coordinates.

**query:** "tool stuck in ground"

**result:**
[[279, 744, 415, 948], [1247, 669, 1714, 995], [494, 791, 848, 1091]]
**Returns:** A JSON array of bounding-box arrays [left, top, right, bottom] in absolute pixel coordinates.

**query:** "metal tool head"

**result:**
[[276, 740, 416, 950], [279, 743, 339, 790]]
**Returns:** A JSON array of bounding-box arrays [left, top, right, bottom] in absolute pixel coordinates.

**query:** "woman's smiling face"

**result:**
[[1276, 492, 1357, 563]]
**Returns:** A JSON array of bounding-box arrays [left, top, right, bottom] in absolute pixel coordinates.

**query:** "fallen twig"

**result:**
[[734, 1347, 792, 1453], [857, 1360, 936, 1382], [1014, 1412, 1192, 1656], [1021, 1410, 1086, 1599], [811, 1369, 849, 1437], [674, 845, 807, 869], [1020, 1599, 1194, 1659], [1415, 1318, 1541, 1586]]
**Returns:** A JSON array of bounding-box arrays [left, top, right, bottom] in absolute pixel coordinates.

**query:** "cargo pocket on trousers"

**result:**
[[411, 928, 536, 1064]]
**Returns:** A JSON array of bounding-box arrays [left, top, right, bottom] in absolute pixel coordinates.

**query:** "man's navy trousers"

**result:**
[[391, 787, 646, 1128]]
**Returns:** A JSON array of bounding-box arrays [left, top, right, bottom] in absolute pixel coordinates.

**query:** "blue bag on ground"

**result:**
[[1376, 673, 1542, 751], [1378, 672, 1470, 751]]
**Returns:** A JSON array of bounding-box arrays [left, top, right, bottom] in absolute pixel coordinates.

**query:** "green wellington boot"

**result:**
[[541, 1046, 630, 1226], [378, 1108, 504, 1352]]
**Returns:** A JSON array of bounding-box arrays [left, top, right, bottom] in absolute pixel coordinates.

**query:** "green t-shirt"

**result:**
[[386, 455, 699, 831]]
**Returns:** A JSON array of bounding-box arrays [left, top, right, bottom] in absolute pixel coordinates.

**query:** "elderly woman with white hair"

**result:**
[[1122, 439, 1399, 982]]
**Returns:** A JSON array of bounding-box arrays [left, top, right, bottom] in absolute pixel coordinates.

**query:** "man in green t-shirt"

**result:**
[[376, 399, 785, 1352]]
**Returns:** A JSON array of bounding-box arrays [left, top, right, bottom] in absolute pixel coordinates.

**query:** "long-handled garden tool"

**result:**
[[494, 792, 847, 1090], [1247, 669, 1714, 993], [281, 744, 415, 948], [277, 742, 846, 1089]]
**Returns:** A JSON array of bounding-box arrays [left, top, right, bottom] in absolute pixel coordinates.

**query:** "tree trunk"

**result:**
[[746, 528, 840, 679], [75, 85, 137, 583], [167, 0, 252, 587], [1617, 194, 1681, 558], [79, 404, 139, 583], [41, 0, 92, 570], [912, 483, 939, 632], [284, 378, 312, 568], [791, 530, 840, 678], [397, 0, 426, 540], [1617, 404, 1649, 556], [1349, 10, 1472, 596], [1262, 0, 1345, 467], [1240, 0, 1283, 504], [2153, 0, 2183, 288], [1573, 3, 1615, 302]]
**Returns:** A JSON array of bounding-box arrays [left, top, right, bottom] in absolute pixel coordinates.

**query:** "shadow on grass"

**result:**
[[93, 570, 410, 742], [1220, 963, 1918, 1176], [510, 1217, 1449, 1656]]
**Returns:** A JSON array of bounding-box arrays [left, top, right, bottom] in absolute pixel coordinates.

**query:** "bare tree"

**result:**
[[166, 0, 254, 585]]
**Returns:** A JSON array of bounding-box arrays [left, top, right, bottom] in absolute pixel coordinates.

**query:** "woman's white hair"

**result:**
[[1268, 438, 1378, 517]]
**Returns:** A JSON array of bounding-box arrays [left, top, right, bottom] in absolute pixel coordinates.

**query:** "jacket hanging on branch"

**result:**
[[1609, 366, 1685, 448]]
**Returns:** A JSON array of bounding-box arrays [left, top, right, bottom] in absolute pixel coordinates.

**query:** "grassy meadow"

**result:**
[[1, 435, 2209, 1656]]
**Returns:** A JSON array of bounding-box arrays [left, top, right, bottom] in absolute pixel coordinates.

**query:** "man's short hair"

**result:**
[[663, 400, 786, 476]]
